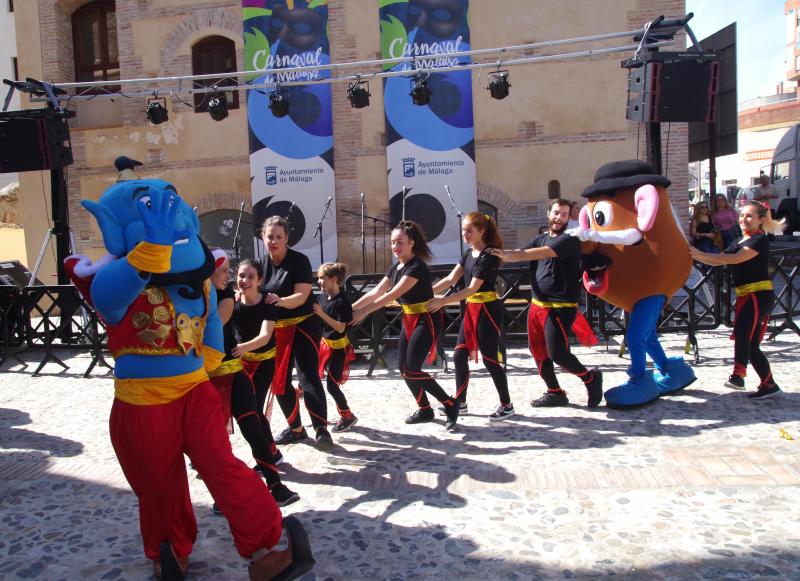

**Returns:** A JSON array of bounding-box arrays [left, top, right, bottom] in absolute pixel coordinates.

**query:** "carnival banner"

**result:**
[[243, 0, 336, 267], [379, 0, 477, 264]]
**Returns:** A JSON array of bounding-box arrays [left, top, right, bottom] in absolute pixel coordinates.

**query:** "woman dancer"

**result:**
[[208, 254, 298, 506], [352, 220, 460, 430], [313, 262, 358, 432], [712, 193, 741, 249], [689, 201, 783, 399], [690, 200, 720, 254], [428, 212, 513, 420], [260, 216, 333, 449]]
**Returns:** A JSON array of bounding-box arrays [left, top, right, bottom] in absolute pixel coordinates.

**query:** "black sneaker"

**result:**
[[531, 391, 569, 407], [270, 483, 300, 507], [725, 374, 745, 390], [488, 404, 516, 421], [443, 401, 460, 431], [211, 503, 223, 515], [315, 428, 334, 451], [331, 415, 358, 433], [748, 385, 782, 400], [437, 401, 468, 416], [405, 407, 435, 424], [585, 369, 603, 408], [274, 427, 309, 445]]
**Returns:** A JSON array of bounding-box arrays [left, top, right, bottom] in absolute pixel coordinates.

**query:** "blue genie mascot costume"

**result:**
[[65, 176, 313, 581], [569, 160, 696, 408]]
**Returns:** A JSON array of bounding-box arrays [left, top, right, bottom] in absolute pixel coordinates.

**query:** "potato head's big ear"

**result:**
[[634, 185, 659, 232], [579, 205, 591, 229]]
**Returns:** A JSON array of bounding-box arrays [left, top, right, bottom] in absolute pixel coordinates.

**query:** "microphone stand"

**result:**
[[445, 185, 465, 257], [360, 192, 366, 274], [401, 186, 409, 221], [341, 209, 392, 273], [232, 201, 245, 265], [314, 198, 333, 265]]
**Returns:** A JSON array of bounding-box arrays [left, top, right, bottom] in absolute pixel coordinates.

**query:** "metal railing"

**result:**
[[2, 246, 798, 375]]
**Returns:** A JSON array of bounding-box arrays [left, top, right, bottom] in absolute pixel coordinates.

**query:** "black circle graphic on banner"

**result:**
[[253, 196, 306, 247], [427, 74, 462, 119], [389, 192, 446, 242], [288, 87, 322, 129]]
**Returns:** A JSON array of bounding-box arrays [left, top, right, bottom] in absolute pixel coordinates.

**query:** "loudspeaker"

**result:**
[[626, 53, 720, 123], [0, 260, 42, 288], [0, 114, 73, 173]]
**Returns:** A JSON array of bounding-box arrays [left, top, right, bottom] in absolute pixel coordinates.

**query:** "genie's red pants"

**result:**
[[109, 380, 282, 561]]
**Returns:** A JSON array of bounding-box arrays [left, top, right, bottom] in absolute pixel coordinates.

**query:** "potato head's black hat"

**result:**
[[581, 159, 671, 198]]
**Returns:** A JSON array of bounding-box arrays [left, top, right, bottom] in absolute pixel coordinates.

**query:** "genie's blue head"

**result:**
[[82, 179, 206, 274]]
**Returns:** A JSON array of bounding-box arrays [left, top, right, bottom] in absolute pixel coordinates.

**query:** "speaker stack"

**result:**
[[626, 52, 720, 123], [0, 110, 73, 173]]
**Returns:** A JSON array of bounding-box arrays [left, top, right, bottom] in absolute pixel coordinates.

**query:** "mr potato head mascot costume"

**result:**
[[571, 160, 696, 408]]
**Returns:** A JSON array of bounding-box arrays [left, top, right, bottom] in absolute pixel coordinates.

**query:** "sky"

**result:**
[[686, 0, 787, 103]]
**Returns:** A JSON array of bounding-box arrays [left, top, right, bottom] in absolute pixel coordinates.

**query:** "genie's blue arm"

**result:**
[[204, 285, 223, 353], [91, 259, 149, 324]]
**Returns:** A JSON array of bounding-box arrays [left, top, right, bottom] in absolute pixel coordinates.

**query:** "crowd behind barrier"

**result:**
[[1, 244, 798, 376]]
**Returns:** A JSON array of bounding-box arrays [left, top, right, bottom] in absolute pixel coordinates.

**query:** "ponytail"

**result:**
[[393, 220, 433, 262], [744, 201, 786, 235], [463, 211, 504, 249]]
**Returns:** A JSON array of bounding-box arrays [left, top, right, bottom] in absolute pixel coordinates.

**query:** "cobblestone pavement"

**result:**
[[1, 329, 799, 580]]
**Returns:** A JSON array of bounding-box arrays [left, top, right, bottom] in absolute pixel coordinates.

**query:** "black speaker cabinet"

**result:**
[[0, 113, 73, 173], [0, 260, 42, 288], [626, 53, 720, 123]]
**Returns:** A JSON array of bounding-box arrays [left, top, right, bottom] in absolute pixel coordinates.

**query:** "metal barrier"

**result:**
[[2, 244, 797, 375], [19, 285, 111, 376]]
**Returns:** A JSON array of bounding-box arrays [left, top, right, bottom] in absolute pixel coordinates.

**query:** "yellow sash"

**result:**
[[114, 367, 208, 405], [322, 336, 351, 350], [275, 313, 312, 328], [531, 298, 578, 309], [466, 291, 498, 304], [734, 280, 773, 297], [208, 358, 244, 377], [242, 346, 277, 361], [401, 301, 429, 315]]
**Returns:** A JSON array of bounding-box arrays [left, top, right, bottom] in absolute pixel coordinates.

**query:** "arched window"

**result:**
[[192, 36, 239, 111], [547, 180, 561, 199], [72, 1, 119, 86], [478, 200, 498, 225]]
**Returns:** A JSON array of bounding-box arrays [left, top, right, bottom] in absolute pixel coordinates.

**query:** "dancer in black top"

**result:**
[[491, 199, 602, 408], [208, 253, 298, 507], [313, 262, 358, 432], [689, 201, 784, 399], [353, 220, 460, 430], [259, 216, 333, 450], [429, 212, 513, 420]]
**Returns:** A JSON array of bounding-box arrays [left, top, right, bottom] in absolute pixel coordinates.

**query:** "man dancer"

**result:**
[[491, 198, 602, 408]]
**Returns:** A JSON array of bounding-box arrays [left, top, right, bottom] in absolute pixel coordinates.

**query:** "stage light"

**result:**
[[409, 74, 431, 106], [487, 71, 510, 100], [145, 97, 169, 125], [269, 89, 290, 118], [347, 80, 371, 109], [207, 94, 228, 121]]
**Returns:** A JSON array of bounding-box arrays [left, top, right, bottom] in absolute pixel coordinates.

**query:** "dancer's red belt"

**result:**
[[527, 299, 598, 362], [318, 336, 356, 383], [272, 314, 311, 395], [401, 302, 438, 364]]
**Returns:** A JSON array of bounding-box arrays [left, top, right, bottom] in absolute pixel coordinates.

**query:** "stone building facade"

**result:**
[[14, 0, 688, 278]]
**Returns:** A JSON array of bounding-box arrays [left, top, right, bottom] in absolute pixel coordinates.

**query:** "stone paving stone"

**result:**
[[0, 328, 799, 579]]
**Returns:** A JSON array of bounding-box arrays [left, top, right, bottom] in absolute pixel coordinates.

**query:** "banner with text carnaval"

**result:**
[[243, 0, 335, 268], [379, 0, 476, 265]]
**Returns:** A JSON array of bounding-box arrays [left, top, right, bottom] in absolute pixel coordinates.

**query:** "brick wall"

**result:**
[[33, 0, 690, 269]]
